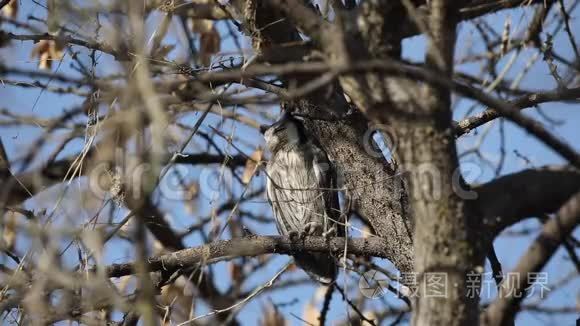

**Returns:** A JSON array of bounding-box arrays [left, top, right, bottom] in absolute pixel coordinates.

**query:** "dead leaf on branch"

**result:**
[[242, 148, 263, 184], [2, 211, 17, 251], [302, 285, 332, 324], [302, 301, 319, 325], [229, 262, 243, 287], [1, 0, 18, 19], [184, 181, 199, 200], [259, 303, 287, 326], [30, 39, 65, 70], [190, 18, 214, 34], [199, 22, 220, 66], [184, 181, 199, 214], [188, 10, 221, 66]]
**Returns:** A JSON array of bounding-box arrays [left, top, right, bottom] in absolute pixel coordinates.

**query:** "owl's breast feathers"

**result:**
[[265, 141, 341, 284], [265, 142, 338, 235]]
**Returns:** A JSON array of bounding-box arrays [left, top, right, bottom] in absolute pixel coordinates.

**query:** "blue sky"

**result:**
[[0, 1, 578, 325]]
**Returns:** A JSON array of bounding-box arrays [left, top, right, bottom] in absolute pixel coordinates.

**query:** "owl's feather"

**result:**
[[263, 115, 340, 284]]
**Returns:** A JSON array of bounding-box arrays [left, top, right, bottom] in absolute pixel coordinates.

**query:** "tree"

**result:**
[[0, 0, 578, 325]]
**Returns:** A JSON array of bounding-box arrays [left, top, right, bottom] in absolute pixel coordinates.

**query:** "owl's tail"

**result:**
[[293, 252, 338, 284]]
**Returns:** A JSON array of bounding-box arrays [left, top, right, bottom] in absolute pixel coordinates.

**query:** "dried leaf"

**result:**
[[153, 239, 166, 255], [242, 148, 263, 184], [30, 39, 65, 70], [313, 285, 329, 302], [184, 182, 199, 214], [301, 285, 331, 324], [185, 182, 199, 200], [1, 0, 18, 18], [229, 262, 243, 286], [159, 276, 193, 323], [190, 18, 213, 33], [210, 219, 221, 239], [302, 302, 319, 325], [185, 201, 198, 214], [199, 24, 220, 66], [361, 310, 378, 325], [361, 225, 372, 239], [259, 303, 287, 326], [2, 211, 16, 250]]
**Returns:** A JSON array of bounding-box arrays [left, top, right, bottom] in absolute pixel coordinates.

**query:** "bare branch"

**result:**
[[473, 165, 580, 237], [481, 192, 580, 325], [455, 87, 580, 136], [105, 236, 391, 278]]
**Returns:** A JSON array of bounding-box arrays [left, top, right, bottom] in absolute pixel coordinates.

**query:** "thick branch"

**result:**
[[105, 236, 390, 278], [473, 165, 580, 237], [410, 1, 476, 325], [480, 192, 580, 326]]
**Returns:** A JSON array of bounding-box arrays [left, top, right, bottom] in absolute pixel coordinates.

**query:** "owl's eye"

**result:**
[[274, 125, 286, 133]]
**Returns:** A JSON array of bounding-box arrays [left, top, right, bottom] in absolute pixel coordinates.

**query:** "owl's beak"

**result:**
[[259, 124, 270, 134]]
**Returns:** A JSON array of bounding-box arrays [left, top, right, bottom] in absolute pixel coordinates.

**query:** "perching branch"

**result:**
[[105, 236, 390, 278]]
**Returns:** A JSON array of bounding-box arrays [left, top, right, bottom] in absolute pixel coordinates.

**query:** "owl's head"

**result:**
[[260, 112, 306, 151]]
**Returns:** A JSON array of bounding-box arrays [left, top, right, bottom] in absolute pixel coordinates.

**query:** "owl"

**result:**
[[261, 113, 341, 284]]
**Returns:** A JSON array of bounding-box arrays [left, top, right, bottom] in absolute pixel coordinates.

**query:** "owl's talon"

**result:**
[[302, 222, 323, 238], [323, 227, 336, 239]]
